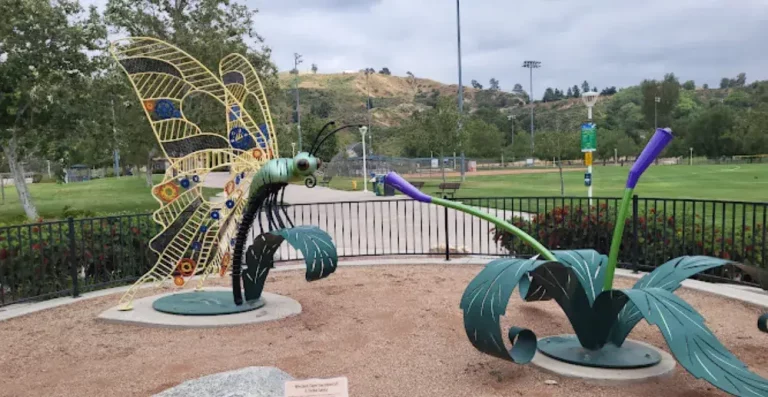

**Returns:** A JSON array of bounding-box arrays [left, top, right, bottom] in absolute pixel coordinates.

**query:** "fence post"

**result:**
[[444, 196, 450, 261], [632, 195, 639, 274], [68, 217, 79, 298]]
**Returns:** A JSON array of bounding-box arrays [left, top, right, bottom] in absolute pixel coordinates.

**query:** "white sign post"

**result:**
[[581, 91, 600, 205]]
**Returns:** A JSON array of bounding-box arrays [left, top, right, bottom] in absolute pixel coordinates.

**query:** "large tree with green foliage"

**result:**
[[640, 73, 680, 129], [0, 0, 106, 219]]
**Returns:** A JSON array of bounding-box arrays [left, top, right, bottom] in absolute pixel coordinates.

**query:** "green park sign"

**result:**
[[581, 122, 597, 152]]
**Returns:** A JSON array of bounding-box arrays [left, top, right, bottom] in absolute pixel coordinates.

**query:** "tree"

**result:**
[[581, 81, 590, 93], [735, 73, 747, 87], [572, 85, 581, 98], [703, 83, 709, 89], [489, 78, 500, 91], [513, 83, 524, 93], [682, 80, 696, 90], [542, 88, 556, 102], [379, 67, 391, 75], [687, 105, 736, 158], [471, 80, 483, 90], [600, 86, 618, 96], [311, 101, 334, 118], [640, 73, 680, 129], [566, 87, 573, 97], [311, 63, 318, 74], [105, 0, 278, 185], [401, 97, 466, 181], [464, 117, 503, 158], [720, 78, 731, 89], [0, 0, 106, 219]]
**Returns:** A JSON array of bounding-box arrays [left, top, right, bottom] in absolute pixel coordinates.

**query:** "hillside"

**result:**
[[276, 71, 525, 127], [273, 71, 768, 161]]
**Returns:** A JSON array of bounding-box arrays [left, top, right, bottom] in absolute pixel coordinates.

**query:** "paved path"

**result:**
[[2, 258, 767, 322], [207, 172, 534, 257]]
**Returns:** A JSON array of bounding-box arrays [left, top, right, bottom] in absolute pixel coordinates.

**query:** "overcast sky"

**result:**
[[249, 0, 768, 95]]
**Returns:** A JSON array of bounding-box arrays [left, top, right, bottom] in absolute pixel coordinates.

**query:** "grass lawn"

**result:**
[[0, 163, 765, 225], [328, 163, 768, 202], [0, 175, 221, 225]]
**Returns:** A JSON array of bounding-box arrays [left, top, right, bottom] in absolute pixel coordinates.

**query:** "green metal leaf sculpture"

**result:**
[[523, 250, 608, 304], [608, 288, 768, 396], [460, 257, 547, 364], [609, 256, 732, 346], [242, 225, 338, 302]]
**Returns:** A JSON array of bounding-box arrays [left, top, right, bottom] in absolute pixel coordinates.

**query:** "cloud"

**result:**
[[251, 0, 768, 95]]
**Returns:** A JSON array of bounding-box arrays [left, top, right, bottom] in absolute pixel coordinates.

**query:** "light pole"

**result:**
[[522, 60, 541, 163], [614, 147, 618, 164], [291, 142, 296, 157], [456, 0, 466, 181], [508, 115, 516, 163], [294, 53, 303, 151], [360, 126, 369, 192], [654, 96, 661, 130], [689, 147, 693, 166], [581, 91, 600, 205]]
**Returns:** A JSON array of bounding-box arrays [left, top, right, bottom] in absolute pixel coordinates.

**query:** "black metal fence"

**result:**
[[1, 196, 766, 307]]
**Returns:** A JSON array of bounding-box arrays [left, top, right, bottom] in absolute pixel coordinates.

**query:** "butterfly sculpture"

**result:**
[[110, 37, 346, 310]]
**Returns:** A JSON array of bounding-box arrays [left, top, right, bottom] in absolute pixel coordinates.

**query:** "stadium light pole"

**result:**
[[456, 0, 466, 181], [522, 60, 541, 163], [294, 53, 303, 151], [654, 96, 661, 130]]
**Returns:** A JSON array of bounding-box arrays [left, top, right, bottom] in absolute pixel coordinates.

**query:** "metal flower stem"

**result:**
[[430, 196, 557, 261], [603, 187, 634, 290]]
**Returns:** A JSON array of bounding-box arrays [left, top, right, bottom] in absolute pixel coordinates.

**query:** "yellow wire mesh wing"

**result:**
[[220, 53, 279, 159], [108, 37, 269, 309]]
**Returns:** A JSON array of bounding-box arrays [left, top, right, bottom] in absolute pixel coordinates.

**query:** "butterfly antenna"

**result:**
[[312, 124, 365, 158], [308, 121, 337, 155]]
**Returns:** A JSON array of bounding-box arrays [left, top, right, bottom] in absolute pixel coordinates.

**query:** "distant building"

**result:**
[[342, 70, 358, 74]]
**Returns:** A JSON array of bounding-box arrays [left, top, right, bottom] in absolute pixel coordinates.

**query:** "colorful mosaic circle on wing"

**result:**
[[154, 182, 179, 203], [154, 99, 179, 120], [178, 258, 196, 277], [229, 126, 254, 150]]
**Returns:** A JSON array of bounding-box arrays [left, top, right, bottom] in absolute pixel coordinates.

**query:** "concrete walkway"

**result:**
[[2, 257, 767, 323]]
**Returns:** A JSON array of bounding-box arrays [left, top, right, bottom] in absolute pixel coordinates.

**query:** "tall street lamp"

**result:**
[[456, 0, 466, 181], [654, 96, 661, 130], [522, 60, 541, 162], [360, 126, 369, 192], [291, 142, 296, 157], [294, 53, 303, 151]]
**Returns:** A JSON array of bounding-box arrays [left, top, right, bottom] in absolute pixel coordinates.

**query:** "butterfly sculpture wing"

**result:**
[[109, 37, 276, 310]]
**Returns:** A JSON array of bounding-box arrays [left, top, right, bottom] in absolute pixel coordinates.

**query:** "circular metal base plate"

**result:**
[[152, 291, 265, 316], [537, 334, 662, 369]]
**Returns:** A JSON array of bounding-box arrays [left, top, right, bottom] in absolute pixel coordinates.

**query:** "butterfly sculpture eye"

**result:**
[[297, 159, 310, 171]]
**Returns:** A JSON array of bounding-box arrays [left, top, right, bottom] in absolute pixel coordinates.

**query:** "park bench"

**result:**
[[435, 182, 461, 198], [408, 181, 425, 190], [319, 175, 333, 187]]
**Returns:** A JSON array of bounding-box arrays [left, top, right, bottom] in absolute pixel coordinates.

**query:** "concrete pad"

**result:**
[[98, 287, 301, 329], [531, 338, 676, 385], [153, 366, 294, 397]]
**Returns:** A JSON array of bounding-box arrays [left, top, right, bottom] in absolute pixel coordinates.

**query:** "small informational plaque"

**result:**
[[285, 377, 349, 397]]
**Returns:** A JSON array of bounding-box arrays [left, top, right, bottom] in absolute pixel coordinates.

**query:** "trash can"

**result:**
[[383, 182, 395, 196]]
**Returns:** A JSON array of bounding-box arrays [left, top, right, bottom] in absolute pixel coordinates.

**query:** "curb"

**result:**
[[1, 257, 766, 323]]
